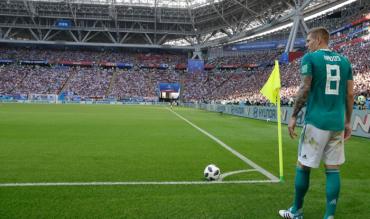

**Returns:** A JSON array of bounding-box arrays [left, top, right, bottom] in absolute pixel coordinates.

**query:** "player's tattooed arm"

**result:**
[[292, 75, 312, 118]]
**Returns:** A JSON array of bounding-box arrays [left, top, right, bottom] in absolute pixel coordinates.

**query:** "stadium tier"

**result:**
[[0, 40, 369, 104]]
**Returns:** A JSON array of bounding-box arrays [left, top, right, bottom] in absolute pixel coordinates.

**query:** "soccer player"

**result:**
[[279, 27, 354, 219]]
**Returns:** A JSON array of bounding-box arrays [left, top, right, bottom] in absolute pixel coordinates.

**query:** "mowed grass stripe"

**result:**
[[168, 108, 279, 181], [0, 104, 250, 183]]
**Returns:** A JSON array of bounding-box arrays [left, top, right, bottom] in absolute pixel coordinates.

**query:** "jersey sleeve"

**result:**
[[300, 53, 312, 76]]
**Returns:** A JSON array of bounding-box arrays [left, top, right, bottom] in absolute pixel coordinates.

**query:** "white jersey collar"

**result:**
[[317, 49, 331, 52]]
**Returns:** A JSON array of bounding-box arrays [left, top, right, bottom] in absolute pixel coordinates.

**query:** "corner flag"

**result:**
[[260, 60, 281, 104], [260, 60, 284, 182]]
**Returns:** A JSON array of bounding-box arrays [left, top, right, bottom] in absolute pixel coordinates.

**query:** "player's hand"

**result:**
[[288, 117, 298, 139], [344, 123, 352, 141]]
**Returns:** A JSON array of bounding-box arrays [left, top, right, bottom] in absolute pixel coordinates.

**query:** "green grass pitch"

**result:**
[[0, 103, 369, 218]]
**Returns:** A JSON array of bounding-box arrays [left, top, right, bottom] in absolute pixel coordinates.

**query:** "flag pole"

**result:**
[[277, 89, 284, 182], [260, 60, 284, 182]]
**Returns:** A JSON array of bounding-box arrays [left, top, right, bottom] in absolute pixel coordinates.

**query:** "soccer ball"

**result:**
[[357, 95, 366, 105], [204, 164, 221, 181]]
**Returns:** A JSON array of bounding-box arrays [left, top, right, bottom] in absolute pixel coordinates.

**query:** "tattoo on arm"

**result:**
[[292, 75, 312, 118]]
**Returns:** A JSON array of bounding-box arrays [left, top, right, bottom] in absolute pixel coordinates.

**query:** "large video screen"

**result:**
[[187, 59, 204, 73]]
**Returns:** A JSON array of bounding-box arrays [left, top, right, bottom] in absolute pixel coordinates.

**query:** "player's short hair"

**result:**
[[308, 27, 330, 44]]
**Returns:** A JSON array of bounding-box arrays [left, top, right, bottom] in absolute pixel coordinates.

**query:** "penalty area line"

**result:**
[[0, 180, 280, 187], [168, 108, 279, 181]]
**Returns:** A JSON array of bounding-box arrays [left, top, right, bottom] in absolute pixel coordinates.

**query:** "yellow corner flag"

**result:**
[[260, 60, 284, 182], [260, 60, 281, 104]]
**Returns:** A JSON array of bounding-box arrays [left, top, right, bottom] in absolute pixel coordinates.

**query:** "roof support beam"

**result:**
[[105, 31, 117, 43], [120, 32, 130, 43], [229, 0, 258, 16], [157, 34, 168, 45], [220, 28, 233, 38], [202, 31, 217, 44], [85, 31, 100, 42], [45, 30, 60, 41], [211, 3, 233, 31], [28, 28, 40, 41], [185, 0, 197, 33], [183, 37, 195, 45], [299, 0, 313, 11], [4, 27, 12, 39], [154, 0, 158, 44], [23, 0, 42, 39], [23, 0, 37, 17], [108, 0, 119, 42], [4, 17, 18, 39], [100, 21, 117, 43], [285, 0, 311, 52], [43, 29, 53, 41], [68, 1, 83, 42], [144, 33, 153, 44], [68, 30, 79, 42], [82, 31, 91, 42], [120, 22, 136, 43]]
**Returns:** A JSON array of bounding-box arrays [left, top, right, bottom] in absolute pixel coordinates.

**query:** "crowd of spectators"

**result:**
[[0, 39, 368, 105], [11, 66, 71, 95], [0, 64, 27, 94], [341, 42, 370, 95], [63, 67, 113, 98], [108, 68, 180, 101], [191, 40, 369, 106], [0, 48, 187, 66], [207, 50, 281, 67]]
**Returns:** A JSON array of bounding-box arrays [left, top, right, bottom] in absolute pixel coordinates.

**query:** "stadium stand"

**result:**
[[0, 2, 369, 106]]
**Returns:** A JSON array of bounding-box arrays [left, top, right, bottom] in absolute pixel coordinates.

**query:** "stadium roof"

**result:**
[[26, 0, 223, 8], [0, 0, 362, 48]]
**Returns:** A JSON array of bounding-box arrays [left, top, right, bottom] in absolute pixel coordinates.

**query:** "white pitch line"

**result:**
[[220, 169, 258, 180], [0, 180, 280, 187], [168, 108, 279, 181]]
